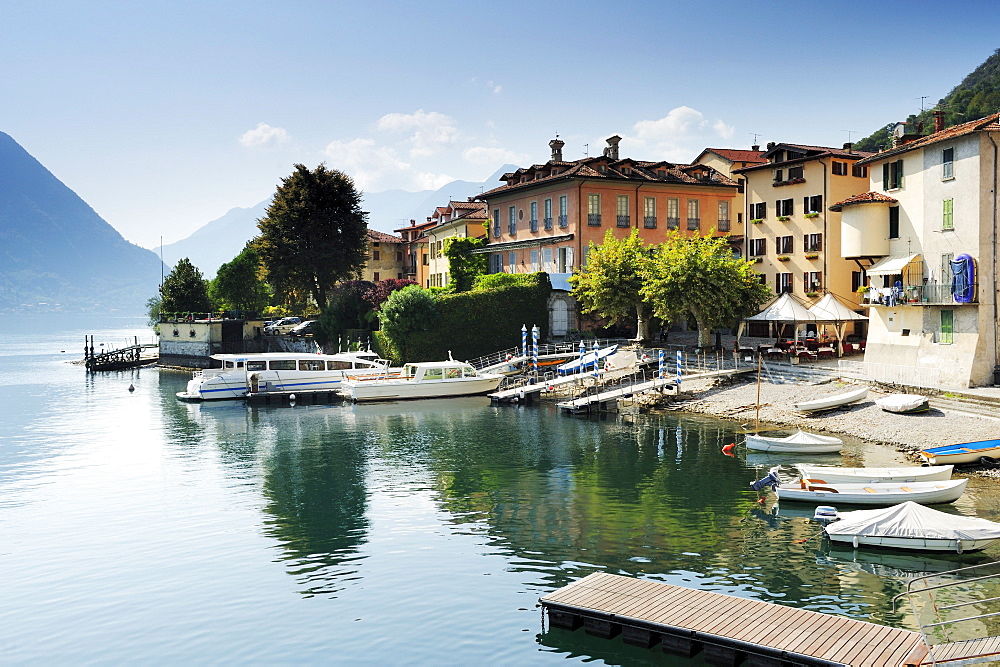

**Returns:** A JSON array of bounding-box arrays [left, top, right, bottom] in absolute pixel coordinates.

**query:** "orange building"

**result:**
[[477, 136, 742, 276], [393, 218, 436, 287]]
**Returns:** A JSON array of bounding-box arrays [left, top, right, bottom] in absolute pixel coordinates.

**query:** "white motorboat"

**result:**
[[745, 430, 843, 454], [775, 477, 967, 505], [343, 359, 503, 402], [875, 393, 929, 414], [920, 439, 1000, 465], [792, 386, 868, 413], [796, 464, 953, 484], [177, 350, 395, 400], [824, 501, 1000, 552]]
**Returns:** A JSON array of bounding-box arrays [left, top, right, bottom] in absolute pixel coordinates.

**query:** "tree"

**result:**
[[256, 164, 369, 308], [209, 245, 270, 314], [569, 229, 654, 341], [160, 257, 212, 314], [377, 285, 439, 361], [314, 280, 375, 347], [443, 237, 487, 292], [363, 278, 418, 311], [642, 231, 772, 347]]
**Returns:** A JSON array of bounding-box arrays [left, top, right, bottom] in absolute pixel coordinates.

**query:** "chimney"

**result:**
[[549, 137, 565, 161], [605, 135, 622, 160], [766, 141, 776, 150], [843, 142, 853, 152], [410, 219, 415, 226], [751, 144, 760, 152], [934, 110, 945, 133]]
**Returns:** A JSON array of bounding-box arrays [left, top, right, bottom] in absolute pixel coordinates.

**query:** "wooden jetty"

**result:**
[[84, 335, 156, 371], [244, 388, 347, 406], [541, 572, 1000, 666]]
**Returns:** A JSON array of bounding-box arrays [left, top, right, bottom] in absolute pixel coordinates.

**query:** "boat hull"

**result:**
[[920, 439, 1000, 465], [792, 387, 868, 413], [776, 478, 968, 505], [826, 533, 996, 553], [745, 430, 843, 454], [796, 464, 953, 484], [346, 376, 503, 402]]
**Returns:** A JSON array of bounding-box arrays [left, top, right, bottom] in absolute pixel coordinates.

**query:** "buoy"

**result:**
[[721, 443, 735, 456], [289, 393, 296, 402], [128, 384, 135, 393], [756, 496, 766, 504]]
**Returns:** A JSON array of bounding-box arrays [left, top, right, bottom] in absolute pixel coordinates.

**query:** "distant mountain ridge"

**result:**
[[855, 49, 1000, 152], [0, 132, 164, 313], [159, 165, 517, 276]]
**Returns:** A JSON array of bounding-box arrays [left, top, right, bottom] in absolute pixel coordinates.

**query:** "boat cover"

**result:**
[[762, 430, 843, 445], [875, 394, 927, 412], [826, 501, 1000, 541]]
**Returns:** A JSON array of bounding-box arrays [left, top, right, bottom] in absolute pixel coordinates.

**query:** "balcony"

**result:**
[[687, 217, 700, 231], [616, 214, 630, 228], [543, 217, 553, 230], [587, 213, 602, 226], [718, 218, 730, 232], [558, 215, 568, 228], [402, 264, 416, 275], [530, 218, 538, 232], [644, 216, 657, 229], [862, 283, 979, 306], [667, 217, 680, 230]]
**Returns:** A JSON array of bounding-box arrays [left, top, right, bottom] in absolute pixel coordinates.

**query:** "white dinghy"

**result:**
[[795, 464, 953, 484], [745, 430, 843, 454], [824, 501, 1000, 552], [792, 386, 868, 413], [875, 393, 929, 414], [775, 477, 968, 506]]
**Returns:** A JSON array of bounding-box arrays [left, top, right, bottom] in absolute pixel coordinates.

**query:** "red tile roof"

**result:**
[[367, 229, 403, 244], [733, 143, 874, 173], [828, 191, 898, 212], [702, 148, 767, 164], [856, 113, 1000, 165]]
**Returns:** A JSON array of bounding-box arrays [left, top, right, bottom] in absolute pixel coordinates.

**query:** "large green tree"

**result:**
[[160, 257, 212, 314], [569, 229, 654, 341], [642, 231, 772, 347], [209, 245, 270, 314], [256, 164, 369, 308], [443, 236, 487, 292], [377, 285, 439, 362], [314, 280, 375, 347]]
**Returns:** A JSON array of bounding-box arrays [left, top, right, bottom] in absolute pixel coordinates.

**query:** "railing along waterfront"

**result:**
[[863, 283, 979, 306]]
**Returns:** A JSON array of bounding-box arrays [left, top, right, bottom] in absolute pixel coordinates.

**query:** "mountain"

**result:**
[[855, 49, 1000, 152], [0, 132, 164, 314], [159, 164, 518, 276]]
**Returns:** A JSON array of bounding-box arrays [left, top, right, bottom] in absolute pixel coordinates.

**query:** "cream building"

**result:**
[[425, 200, 488, 288]]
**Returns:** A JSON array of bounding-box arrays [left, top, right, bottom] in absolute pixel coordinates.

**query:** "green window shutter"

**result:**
[[883, 163, 890, 190], [895, 159, 904, 188], [940, 310, 954, 344], [943, 199, 954, 229]]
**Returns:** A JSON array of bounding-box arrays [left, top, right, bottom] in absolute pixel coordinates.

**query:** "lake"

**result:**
[[2, 317, 997, 664]]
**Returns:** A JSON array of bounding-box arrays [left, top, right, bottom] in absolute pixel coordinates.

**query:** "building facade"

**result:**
[[834, 113, 1000, 388], [393, 219, 436, 288], [359, 229, 407, 283], [425, 199, 488, 288]]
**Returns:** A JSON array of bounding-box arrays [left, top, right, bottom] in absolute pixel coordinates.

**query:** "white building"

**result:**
[[833, 113, 1000, 388]]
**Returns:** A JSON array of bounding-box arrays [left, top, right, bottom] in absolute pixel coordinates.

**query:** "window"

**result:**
[[776, 273, 793, 294], [373, 271, 379, 281], [544, 198, 553, 230], [557, 246, 574, 273], [508, 206, 516, 234], [508, 252, 516, 268], [616, 195, 630, 227], [788, 165, 804, 180], [776, 198, 793, 217], [587, 193, 601, 226], [804, 233, 823, 252], [831, 161, 847, 176], [667, 198, 680, 229], [372, 250, 380, 260], [530, 201, 538, 232], [803, 195, 823, 214], [851, 270, 866, 292], [687, 199, 700, 230], [559, 195, 568, 227], [943, 198, 954, 230], [422, 253, 428, 265], [299, 359, 325, 371], [246, 361, 266, 372], [530, 249, 539, 271], [748, 238, 766, 256], [889, 206, 900, 239], [543, 247, 553, 271], [804, 271, 822, 291], [776, 235, 793, 254], [852, 164, 867, 178], [750, 202, 766, 220], [396, 251, 403, 261], [942, 147, 954, 179], [714, 201, 729, 232], [940, 309, 954, 344], [493, 208, 500, 237], [773, 168, 783, 182], [883, 159, 904, 190], [644, 197, 657, 228], [269, 360, 296, 370], [940, 253, 953, 283]]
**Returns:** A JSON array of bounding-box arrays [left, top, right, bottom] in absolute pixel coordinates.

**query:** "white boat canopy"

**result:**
[[866, 254, 922, 277], [807, 293, 869, 356], [826, 501, 1000, 542]]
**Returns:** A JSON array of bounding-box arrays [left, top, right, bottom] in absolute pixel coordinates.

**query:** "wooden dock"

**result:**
[[541, 572, 932, 666]]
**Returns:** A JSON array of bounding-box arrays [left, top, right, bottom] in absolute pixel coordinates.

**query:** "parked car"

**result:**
[[288, 320, 317, 337], [265, 317, 302, 335]]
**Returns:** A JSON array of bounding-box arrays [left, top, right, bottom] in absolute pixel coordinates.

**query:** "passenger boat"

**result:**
[[792, 386, 868, 413], [875, 393, 929, 414], [343, 359, 503, 402], [824, 501, 1000, 553], [774, 477, 967, 505], [796, 464, 953, 484], [919, 439, 1000, 465], [745, 430, 843, 454], [176, 350, 394, 400]]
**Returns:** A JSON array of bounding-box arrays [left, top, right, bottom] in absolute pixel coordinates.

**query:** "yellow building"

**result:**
[[359, 229, 406, 283], [426, 199, 488, 288]]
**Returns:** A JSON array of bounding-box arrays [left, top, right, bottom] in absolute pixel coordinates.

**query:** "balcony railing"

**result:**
[[543, 217, 553, 230], [587, 213, 602, 226], [558, 215, 568, 228], [644, 216, 657, 229], [687, 217, 700, 230], [718, 218, 730, 232], [863, 283, 979, 306], [530, 218, 538, 232], [616, 214, 630, 228], [667, 217, 680, 230]]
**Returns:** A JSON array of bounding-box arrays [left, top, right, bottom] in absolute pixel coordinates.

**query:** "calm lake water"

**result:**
[[3, 316, 999, 664]]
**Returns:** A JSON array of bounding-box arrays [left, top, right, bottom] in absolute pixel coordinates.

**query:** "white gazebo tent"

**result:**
[[807, 293, 868, 356], [737, 293, 819, 346]]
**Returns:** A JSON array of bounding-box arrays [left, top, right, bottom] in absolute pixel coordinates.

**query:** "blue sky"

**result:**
[[3, 0, 999, 247]]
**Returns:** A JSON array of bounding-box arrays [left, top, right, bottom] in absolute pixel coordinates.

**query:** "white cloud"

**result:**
[[713, 119, 736, 140], [462, 146, 528, 166], [413, 172, 456, 190], [375, 109, 458, 157], [487, 80, 502, 94], [323, 138, 410, 190], [239, 122, 290, 148], [623, 106, 738, 160]]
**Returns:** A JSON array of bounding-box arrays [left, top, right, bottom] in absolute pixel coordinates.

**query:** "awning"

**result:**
[[470, 234, 574, 253], [866, 253, 921, 277]]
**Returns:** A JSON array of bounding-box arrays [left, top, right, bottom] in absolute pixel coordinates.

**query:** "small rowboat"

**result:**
[[792, 386, 868, 413], [920, 439, 1000, 465], [775, 477, 967, 505], [745, 430, 842, 454], [875, 393, 929, 414], [796, 464, 953, 484], [824, 501, 1000, 552]]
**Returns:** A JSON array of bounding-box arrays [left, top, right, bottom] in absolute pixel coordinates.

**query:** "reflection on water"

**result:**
[[6, 322, 1000, 663]]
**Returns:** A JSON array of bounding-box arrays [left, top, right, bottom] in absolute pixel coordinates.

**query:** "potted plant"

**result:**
[[753, 257, 763, 263], [777, 216, 790, 222], [804, 212, 819, 219], [805, 253, 819, 260], [777, 255, 791, 262], [750, 218, 764, 224], [805, 291, 819, 298]]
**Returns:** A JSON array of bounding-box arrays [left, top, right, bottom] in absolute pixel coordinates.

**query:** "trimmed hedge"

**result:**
[[378, 273, 551, 363]]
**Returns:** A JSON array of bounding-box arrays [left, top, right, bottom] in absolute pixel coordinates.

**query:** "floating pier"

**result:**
[[542, 572, 934, 666], [84, 335, 156, 371]]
